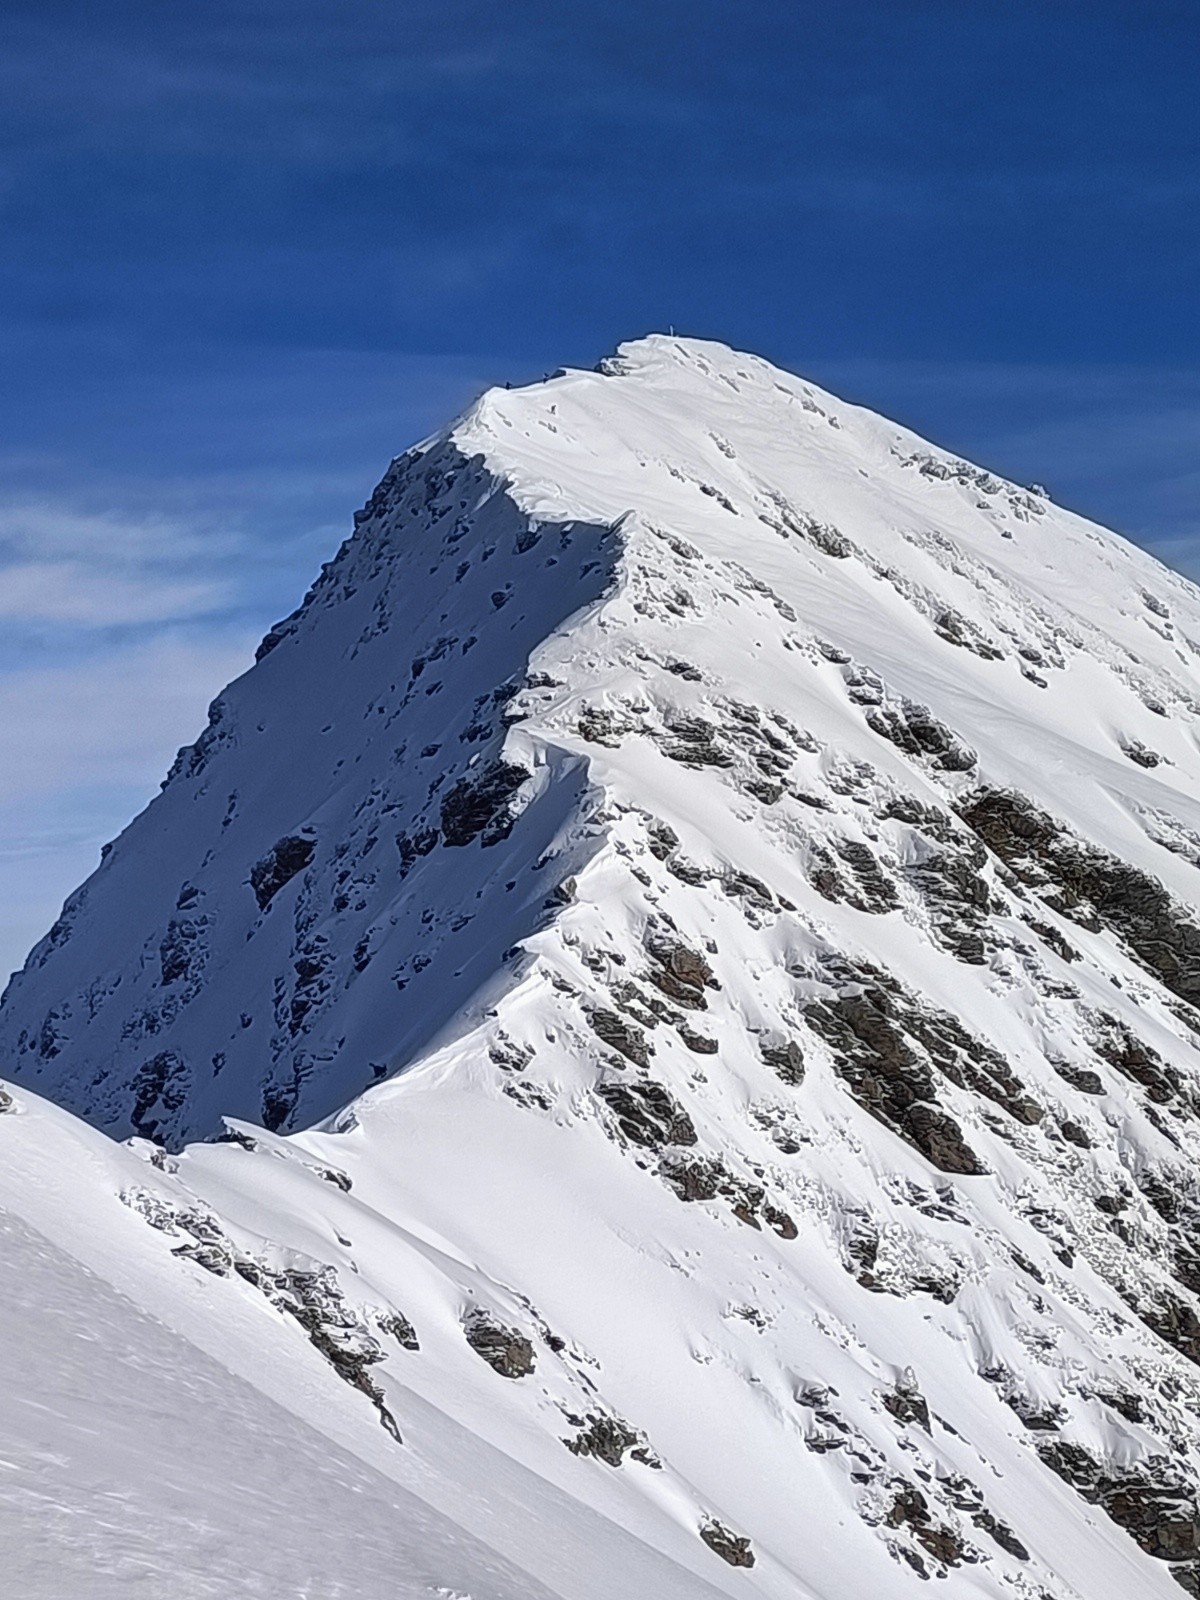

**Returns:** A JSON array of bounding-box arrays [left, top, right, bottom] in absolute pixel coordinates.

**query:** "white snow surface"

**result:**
[[5, 335, 1200, 1595]]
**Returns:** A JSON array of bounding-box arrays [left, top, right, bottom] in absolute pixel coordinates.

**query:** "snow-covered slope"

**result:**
[[0, 1087, 716, 1600], [7, 335, 1200, 1596]]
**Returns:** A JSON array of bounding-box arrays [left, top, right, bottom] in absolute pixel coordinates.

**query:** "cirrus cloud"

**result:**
[[0, 630, 255, 981], [0, 558, 229, 626]]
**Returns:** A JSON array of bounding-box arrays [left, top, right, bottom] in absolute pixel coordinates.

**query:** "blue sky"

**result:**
[[1, 0, 1198, 976]]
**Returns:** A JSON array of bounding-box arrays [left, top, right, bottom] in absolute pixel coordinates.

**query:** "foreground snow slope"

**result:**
[[6, 336, 1200, 1595], [0, 1087, 733, 1600]]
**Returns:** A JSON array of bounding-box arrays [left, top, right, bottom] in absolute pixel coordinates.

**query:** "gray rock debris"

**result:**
[[122, 1188, 405, 1439], [587, 1007, 651, 1065], [463, 1311, 536, 1378], [596, 1079, 697, 1149], [759, 1036, 806, 1086], [644, 935, 715, 1009], [699, 1519, 755, 1567], [563, 1412, 660, 1468], [1038, 1440, 1200, 1571]]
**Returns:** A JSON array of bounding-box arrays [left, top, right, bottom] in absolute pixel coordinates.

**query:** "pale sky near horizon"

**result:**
[[2, 1, 1197, 979]]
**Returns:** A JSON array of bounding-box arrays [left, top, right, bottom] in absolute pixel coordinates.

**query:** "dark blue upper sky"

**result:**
[[4, 2, 1199, 552], [1, 0, 1198, 972], [5, 0, 1198, 359]]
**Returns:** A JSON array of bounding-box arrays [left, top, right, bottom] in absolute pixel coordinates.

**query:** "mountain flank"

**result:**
[[5, 336, 1200, 1597]]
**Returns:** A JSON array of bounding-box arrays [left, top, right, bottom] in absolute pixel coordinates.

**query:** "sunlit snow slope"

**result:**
[[7, 336, 1200, 1597]]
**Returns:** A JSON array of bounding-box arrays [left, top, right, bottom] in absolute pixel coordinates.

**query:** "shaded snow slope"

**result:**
[[6, 336, 1200, 1594]]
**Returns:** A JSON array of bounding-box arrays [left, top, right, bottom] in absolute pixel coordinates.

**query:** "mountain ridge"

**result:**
[[5, 335, 1200, 1596]]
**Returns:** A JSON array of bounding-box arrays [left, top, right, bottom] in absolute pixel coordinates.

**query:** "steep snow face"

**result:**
[[7, 336, 1200, 1595], [0, 437, 618, 1143]]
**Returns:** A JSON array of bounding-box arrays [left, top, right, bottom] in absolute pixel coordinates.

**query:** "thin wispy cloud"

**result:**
[[0, 632, 250, 806], [0, 500, 237, 640], [0, 501, 220, 562], [0, 629, 255, 977], [0, 561, 227, 627]]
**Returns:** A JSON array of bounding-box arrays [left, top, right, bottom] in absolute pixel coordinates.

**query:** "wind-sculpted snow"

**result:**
[[6, 336, 1200, 1595]]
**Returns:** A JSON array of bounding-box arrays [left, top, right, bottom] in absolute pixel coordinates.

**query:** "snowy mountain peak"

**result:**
[[6, 337, 1200, 1596]]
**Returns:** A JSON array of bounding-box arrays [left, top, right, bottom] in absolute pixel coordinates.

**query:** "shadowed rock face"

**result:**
[[130, 1050, 190, 1139], [0, 444, 625, 1146], [440, 760, 530, 848], [251, 835, 317, 910]]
